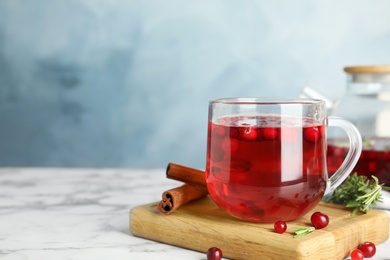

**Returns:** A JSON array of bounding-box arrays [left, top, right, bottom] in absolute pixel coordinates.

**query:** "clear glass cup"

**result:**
[[205, 98, 362, 222]]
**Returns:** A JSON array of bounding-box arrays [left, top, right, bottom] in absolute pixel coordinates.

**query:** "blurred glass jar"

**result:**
[[327, 65, 390, 186]]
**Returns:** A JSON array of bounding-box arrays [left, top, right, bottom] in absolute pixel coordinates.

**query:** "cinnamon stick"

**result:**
[[157, 163, 208, 215], [166, 163, 206, 186], [157, 183, 208, 215]]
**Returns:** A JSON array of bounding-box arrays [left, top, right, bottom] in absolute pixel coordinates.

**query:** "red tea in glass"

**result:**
[[206, 115, 327, 222], [205, 98, 362, 223], [327, 137, 390, 187]]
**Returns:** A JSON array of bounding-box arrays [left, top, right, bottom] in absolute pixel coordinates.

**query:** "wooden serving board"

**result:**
[[130, 197, 389, 260]]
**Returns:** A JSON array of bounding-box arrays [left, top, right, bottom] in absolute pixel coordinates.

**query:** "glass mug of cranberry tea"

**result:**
[[206, 98, 362, 223]]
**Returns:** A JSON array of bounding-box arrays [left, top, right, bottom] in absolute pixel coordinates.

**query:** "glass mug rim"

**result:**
[[210, 97, 325, 105]]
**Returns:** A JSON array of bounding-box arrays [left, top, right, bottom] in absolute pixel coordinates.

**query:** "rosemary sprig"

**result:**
[[292, 226, 315, 238], [323, 173, 390, 215]]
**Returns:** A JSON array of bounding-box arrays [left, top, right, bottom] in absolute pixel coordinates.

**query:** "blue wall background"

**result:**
[[1, 0, 390, 169]]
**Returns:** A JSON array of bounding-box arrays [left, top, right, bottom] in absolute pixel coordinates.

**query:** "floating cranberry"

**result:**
[[263, 127, 278, 140], [304, 126, 320, 143], [207, 247, 223, 260], [310, 211, 329, 229], [350, 249, 364, 260], [358, 241, 376, 258], [240, 127, 257, 141], [274, 220, 287, 234]]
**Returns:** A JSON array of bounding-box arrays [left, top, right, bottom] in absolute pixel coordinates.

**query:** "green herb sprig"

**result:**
[[323, 173, 390, 215], [292, 226, 315, 238]]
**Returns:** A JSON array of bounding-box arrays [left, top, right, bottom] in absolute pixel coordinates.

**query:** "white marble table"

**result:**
[[0, 168, 389, 260]]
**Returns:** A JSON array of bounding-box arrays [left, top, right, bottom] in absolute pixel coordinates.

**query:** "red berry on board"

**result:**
[[263, 127, 278, 140], [350, 249, 364, 260], [274, 220, 287, 234], [310, 211, 329, 229], [304, 126, 320, 143], [207, 247, 223, 260], [358, 241, 376, 258]]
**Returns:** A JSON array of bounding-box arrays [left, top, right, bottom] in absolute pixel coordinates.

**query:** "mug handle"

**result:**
[[325, 116, 363, 195]]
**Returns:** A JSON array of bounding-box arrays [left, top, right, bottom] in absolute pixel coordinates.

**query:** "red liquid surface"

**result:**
[[327, 138, 390, 187], [206, 115, 327, 222]]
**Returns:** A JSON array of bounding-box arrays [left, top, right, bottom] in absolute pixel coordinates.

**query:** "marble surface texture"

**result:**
[[0, 168, 389, 260]]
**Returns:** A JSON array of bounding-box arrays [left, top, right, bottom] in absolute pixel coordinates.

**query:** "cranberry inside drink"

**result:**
[[327, 138, 390, 187], [206, 115, 327, 222]]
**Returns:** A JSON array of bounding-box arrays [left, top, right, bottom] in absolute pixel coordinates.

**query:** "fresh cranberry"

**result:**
[[274, 220, 287, 234], [240, 127, 257, 141], [310, 211, 329, 229], [263, 127, 278, 140], [358, 241, 376, 258], [304, 126, 320, 143], [350, 249, 364, 260], [207, 247, 223, 260]]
